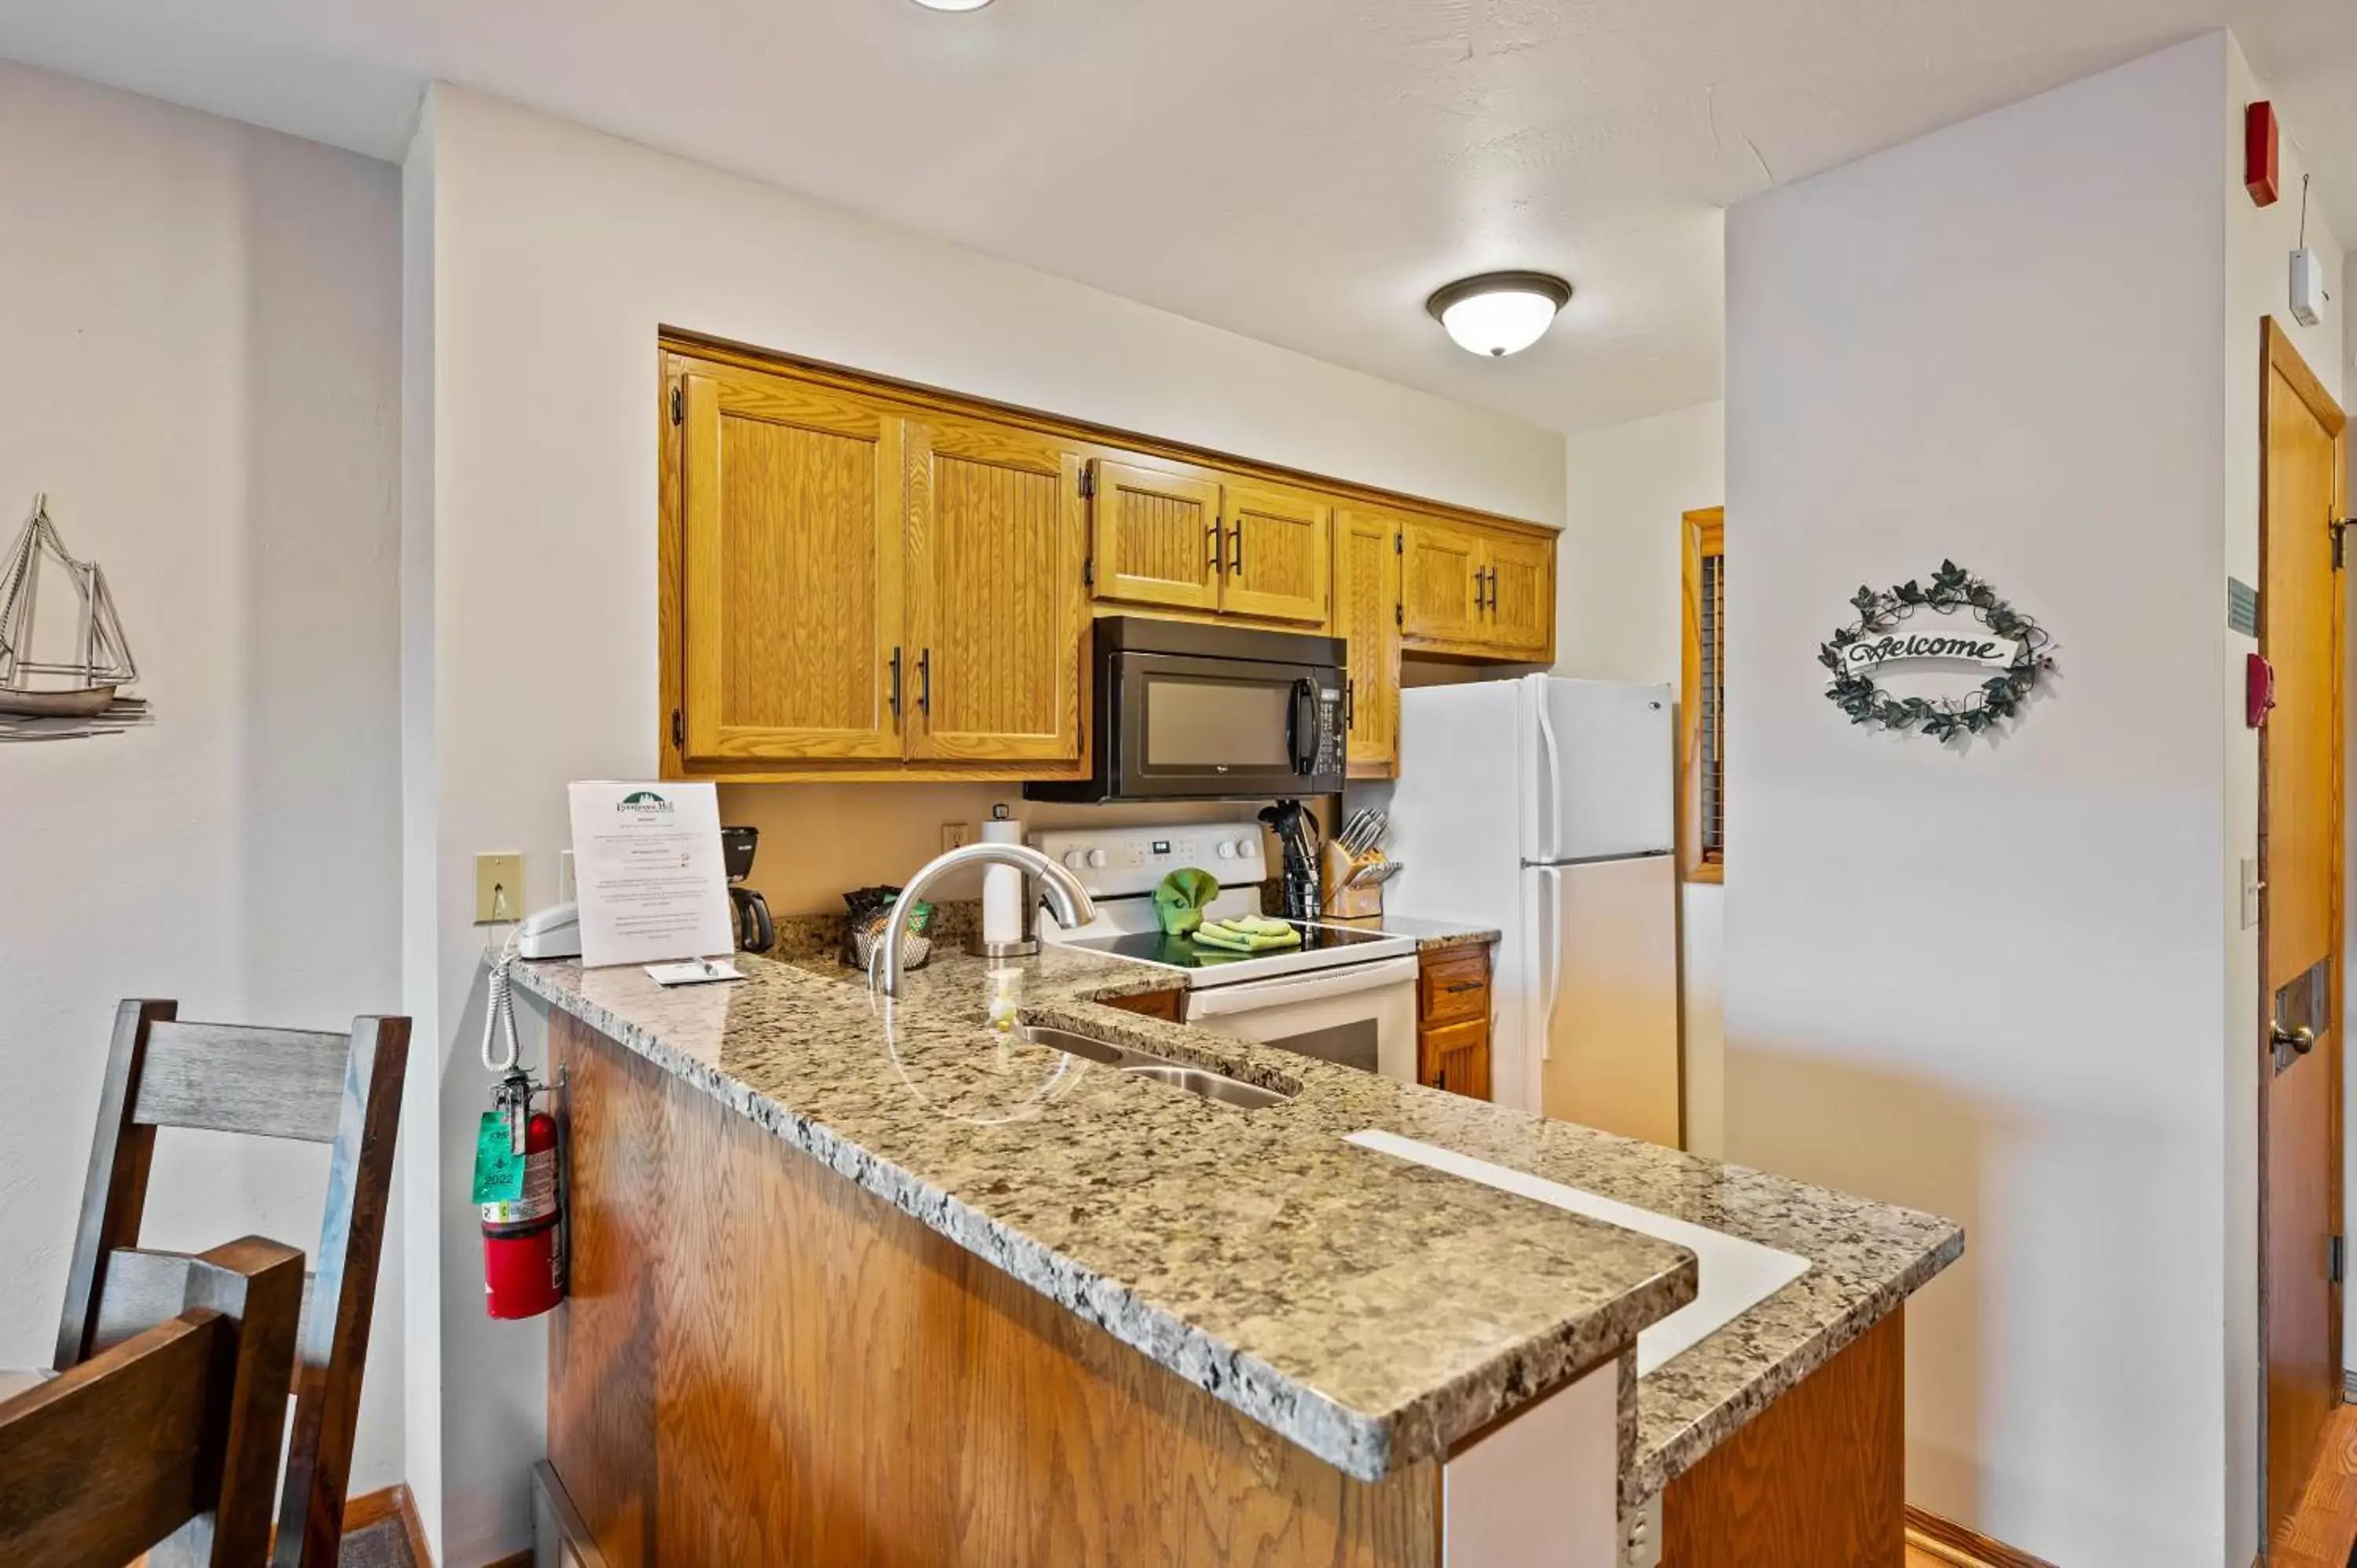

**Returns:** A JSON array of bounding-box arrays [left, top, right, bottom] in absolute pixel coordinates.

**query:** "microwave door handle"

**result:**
[[1290, 678, 1316, 775]]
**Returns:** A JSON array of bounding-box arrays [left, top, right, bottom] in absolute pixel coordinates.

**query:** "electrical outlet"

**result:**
[[476, 853, 525, 924], [559, 849, 577, 904], [941, 822, 976, 853]]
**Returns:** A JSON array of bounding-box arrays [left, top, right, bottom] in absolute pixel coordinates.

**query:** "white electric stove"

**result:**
[[1032, 822, 1420, 1083]]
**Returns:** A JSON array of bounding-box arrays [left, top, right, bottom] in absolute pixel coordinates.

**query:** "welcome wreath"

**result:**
[[1819, 560, 2055, 740]]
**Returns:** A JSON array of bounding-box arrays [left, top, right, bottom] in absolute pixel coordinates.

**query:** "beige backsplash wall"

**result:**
[[717, 784, 1294, 913]]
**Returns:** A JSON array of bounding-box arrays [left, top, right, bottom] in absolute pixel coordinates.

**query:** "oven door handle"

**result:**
[[1182, 955, 1420, 1018]]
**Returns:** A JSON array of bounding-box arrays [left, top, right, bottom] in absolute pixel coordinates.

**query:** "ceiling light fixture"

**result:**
[[911, 0, 995, 10], [1424, 272, 1573, 357]]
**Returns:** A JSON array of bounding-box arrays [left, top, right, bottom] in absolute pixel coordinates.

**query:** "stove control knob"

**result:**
[[1234, 837, 1260, 859], [1086, 848, 1109, 869], [1215, 841, 1237, 859], [1062, 850, 1087, 871]]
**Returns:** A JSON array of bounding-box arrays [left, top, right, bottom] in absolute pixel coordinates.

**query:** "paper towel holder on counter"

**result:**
[[969, 804, 1045, 960]]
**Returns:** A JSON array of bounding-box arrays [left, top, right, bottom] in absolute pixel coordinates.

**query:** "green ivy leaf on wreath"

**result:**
[[1818, 563, 2055, 742]]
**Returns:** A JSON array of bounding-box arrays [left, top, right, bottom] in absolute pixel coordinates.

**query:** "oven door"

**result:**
[[1111, 651, 1344, 799], [1183, 957, 1419, 1083]]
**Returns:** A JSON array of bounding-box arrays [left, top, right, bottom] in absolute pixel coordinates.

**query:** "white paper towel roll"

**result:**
[[981, 817, 1027, 946]]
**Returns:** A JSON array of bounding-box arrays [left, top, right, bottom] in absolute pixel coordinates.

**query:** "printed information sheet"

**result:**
[[567, 781, 735, 969]]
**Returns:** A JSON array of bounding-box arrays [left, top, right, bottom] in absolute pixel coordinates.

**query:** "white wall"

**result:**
[[1556, 402, 1728, 1154], [0, 60, 406, 1489], [1725, 35, 2249, 1566], [405, 82, 1566, 1562]]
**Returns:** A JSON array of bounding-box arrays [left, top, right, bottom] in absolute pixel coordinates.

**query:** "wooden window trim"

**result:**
[[1680, 507, 1725, 885]]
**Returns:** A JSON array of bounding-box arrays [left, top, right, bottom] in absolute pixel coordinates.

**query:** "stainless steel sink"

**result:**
[[1016, 1024, 1292, 1110]]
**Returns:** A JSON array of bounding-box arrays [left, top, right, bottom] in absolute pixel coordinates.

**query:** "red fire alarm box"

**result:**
[[2248, 652, 2276, 728], [2247, 102, 2280, 207]]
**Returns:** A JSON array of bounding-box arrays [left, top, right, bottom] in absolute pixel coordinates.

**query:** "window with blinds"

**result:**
[[1681, 507, 1725, 883]]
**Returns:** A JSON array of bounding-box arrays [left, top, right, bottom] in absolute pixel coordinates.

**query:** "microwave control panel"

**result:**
[[1310, 681, 1344, 779], [1029, 823, 1266, 898]]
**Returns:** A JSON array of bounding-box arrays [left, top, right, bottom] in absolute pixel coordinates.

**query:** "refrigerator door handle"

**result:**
[[1534, 698, 1563, 865], [1535, 866, 1565, 1061]]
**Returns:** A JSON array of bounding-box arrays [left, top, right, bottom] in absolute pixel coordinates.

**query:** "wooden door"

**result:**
[[1091, 459, 1223, 612], [1332, 508, 1402, 773], [1220, 482, 1330, 623], [1482, 533, 1555, 659], [2261, 319, 2348, 1542], [679, 369, 904, 762], [1400, 518, 1482, 644], [904, 419, 1087, 762]]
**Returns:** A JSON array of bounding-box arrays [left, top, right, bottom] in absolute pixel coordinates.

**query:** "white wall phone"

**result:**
[[516, 902, 581, 960]]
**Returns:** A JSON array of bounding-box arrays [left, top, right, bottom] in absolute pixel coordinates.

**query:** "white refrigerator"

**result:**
[[1350, 675, 1682, 1141]]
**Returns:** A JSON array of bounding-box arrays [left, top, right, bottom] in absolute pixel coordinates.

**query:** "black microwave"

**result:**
[[1026, 617, 1347, 803]]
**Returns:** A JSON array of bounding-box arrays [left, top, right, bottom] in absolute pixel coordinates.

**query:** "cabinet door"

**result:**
[[1400, 518, 1483, 644], [679, 370, 904, 762], [1332, 508, 1401, 773], [1091, 460, 1223, 611], [1420, 1017, 1491, 1101], [1220, 482, 1331, 624], [1482, 532, 1556, 659], [903, 419, 1087, 761]]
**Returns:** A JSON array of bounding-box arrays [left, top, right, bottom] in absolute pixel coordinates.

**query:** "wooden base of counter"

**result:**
[[1661, 1308, 1906, 1566], [546, 1011, 1442, 1567]]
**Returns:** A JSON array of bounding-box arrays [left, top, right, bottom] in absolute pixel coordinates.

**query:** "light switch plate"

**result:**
[[476, 852, 526, 924], [2242, 857, 2263, 931]]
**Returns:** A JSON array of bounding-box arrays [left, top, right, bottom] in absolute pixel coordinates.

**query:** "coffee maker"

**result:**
[[720, 826, 774, 954]]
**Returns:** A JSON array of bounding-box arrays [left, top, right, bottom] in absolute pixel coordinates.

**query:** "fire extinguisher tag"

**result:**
[[472, 1112, 527, 1206]]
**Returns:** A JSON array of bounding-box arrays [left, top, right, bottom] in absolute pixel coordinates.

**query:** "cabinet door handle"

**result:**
[[1208, 519, 1225, 575], [1484, 566, 1499, 614], [918, 647, 931, 716], [1445, 980, 1483, 993], [889, 646, 904, 718], [1232, 519, 1245, 576]]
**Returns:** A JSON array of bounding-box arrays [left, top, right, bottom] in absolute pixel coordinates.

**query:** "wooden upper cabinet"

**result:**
[[679, 368, 905, 763], [1220, 482, 1331, 625], [1400, 518, 1483, 644], [1091, 460, 1223, 612], [1332, 507, 1402, 774], [1483, 531, 1556, 660], [903, 420, 1087, 762]]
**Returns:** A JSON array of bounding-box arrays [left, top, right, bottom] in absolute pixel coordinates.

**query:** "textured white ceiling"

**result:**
[[2, 0, 2352, 434]]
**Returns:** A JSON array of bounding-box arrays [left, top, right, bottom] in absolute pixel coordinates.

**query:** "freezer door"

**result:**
[[1519, 676, 1676, 863], [1532, 855, 1681, 1146]]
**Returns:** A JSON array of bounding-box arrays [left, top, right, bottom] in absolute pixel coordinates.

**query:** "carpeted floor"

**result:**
[[335, 1515, 419, 1568]]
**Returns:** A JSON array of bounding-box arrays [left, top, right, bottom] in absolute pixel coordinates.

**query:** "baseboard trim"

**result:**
[[1904, 1506, 2059, 1568], [344, 1485, 436, 1568]]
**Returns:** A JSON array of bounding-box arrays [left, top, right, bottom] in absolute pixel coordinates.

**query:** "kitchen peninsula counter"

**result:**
[[513, 947, 1959, 1562]]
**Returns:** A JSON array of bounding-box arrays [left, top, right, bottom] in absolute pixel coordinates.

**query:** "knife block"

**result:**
[[1320, 841, 1384, 919]]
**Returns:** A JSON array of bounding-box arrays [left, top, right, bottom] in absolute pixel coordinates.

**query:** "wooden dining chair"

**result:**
[[49, 998, 411, 1568], [1, 1233, 306, 1566]]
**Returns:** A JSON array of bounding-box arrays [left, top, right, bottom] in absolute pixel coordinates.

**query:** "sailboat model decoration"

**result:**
[[0, 494, 150, 738]]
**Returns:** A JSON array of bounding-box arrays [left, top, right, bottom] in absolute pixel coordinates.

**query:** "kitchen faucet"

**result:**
[[873, 841, 1097, 998]]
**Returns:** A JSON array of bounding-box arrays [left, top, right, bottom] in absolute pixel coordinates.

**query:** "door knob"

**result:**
[[2274, 1023, 2318, 1056]]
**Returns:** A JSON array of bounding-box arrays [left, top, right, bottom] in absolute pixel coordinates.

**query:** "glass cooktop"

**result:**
[[1063, 921, 1397, 970]]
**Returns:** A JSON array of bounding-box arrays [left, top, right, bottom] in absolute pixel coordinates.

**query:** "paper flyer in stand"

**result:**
[[566, 781, 735, 969]]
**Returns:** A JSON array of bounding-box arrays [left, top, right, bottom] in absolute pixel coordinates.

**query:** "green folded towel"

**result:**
[[1192, 917, 1302, 952], [1153, 868, 1222, 936]]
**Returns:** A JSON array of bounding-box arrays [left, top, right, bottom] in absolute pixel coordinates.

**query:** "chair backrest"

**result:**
[[2, 1234, 305, 1567], [55, 998, 411, 1568]]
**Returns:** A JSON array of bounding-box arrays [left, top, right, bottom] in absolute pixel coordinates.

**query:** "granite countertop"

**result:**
[[511, 946, 1958, 1504]]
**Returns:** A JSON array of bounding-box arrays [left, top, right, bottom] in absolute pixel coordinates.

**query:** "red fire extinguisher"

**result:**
[[481, 1068, 566, 1320]]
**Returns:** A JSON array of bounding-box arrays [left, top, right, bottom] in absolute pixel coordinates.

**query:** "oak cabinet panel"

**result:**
[[904, 420, 1088, 762], [1418, 946, 1492, 1101], [1332, 508, 1402, 775], [1091, 460, 1224, 612], [1221, 482, 1331, 625], [1482, 532, 1555, 659], [1401, 518, 1483, 645], [680, 369, 904, 763]]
